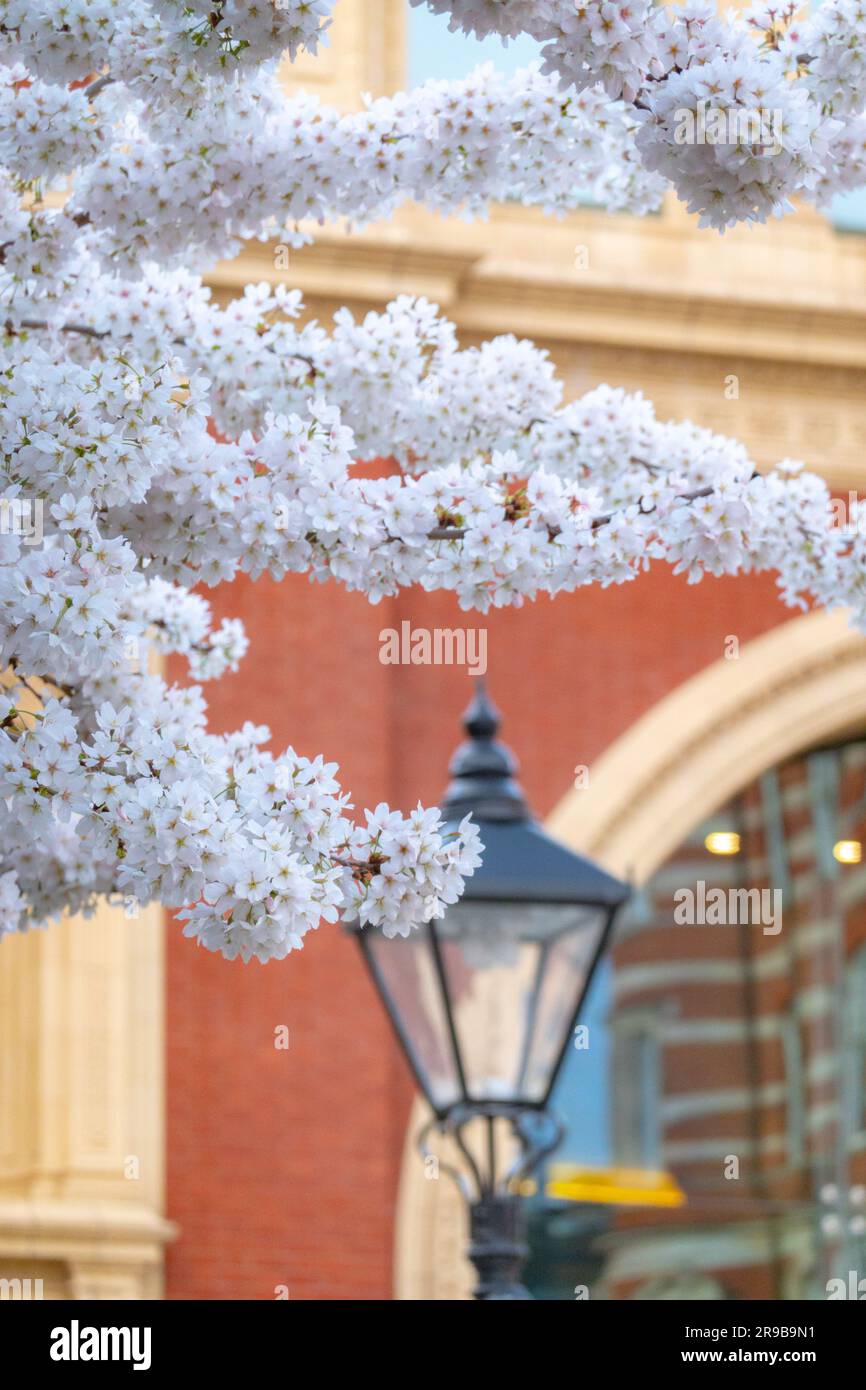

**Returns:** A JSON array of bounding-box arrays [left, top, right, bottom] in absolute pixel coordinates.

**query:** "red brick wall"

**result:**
[[165, 563, 792, 1299]]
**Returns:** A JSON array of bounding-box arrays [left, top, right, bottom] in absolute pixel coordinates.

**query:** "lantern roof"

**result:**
[[441, 684, 630, 910]]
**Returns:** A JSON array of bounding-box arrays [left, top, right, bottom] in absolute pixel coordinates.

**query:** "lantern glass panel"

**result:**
[[435, 901, 608, 1104], [363, 927, 463, 1112]]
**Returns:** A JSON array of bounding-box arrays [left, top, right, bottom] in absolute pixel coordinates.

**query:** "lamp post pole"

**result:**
[[468, 1192, 530, 1300], [416, 1098, 567, 1299]]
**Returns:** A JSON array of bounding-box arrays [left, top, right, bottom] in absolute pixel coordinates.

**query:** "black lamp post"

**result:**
[[347, 684, 630, 1299]]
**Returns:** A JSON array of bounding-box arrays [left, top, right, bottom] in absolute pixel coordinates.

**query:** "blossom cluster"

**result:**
[[414, 0, 866, 228], [0, 67, 660, 290], [0, 683, 482, 958], [0, 0, 333, 89], [2, 0, 864, 278], [804, 0, 866, 119], [0, 330, 483, 957], [2, 2, 866, 964], [5, 291, 860, 622], [6, 247, 861, 959], [0, 63, 102, 184], [633, 10, 838, 230]]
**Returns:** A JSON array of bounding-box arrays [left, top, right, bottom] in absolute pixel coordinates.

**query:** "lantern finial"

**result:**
[[442, 681, 530, 823], [463, 679, 499, 740]]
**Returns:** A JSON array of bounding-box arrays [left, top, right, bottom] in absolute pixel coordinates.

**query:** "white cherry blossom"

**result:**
[[2, 1, 866, 964]]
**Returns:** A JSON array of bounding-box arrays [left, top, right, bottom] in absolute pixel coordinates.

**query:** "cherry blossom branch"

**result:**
[[3, 0, 865, 960], [12, 318, 319, 376]]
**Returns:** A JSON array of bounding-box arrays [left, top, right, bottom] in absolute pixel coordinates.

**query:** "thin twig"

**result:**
[[426, 482, 719, 543], [15, 317, 319, 376], [19, 318, 109, 341], [86, 73, 115, 101]]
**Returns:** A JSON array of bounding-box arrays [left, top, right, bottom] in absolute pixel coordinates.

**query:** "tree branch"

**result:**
[[13, 318, 319, 376], [86, 73, 115, 101], [425, 483, 719, 543], [18, 318, 109, 341]]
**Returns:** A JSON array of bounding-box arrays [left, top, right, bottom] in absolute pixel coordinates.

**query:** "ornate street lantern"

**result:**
[[347, 684, 630, 1298]]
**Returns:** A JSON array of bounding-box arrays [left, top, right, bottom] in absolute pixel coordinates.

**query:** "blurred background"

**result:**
[[2, 0, 866, 1300]]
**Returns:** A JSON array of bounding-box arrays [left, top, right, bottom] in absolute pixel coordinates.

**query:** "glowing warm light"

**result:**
[[834, 840, 862, 865], [704, 831, 741, 856]]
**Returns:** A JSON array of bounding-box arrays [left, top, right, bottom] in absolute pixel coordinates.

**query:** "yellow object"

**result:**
[[546, 1164, 686, 1208], [834, 839, 862, 864], [704, 830, 741, 855]]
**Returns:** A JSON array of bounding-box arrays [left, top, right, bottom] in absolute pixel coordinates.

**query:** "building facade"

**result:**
[[3, 1, 866, 1299]]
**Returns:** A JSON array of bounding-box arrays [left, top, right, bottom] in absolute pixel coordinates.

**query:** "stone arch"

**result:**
[[548, 608, 866, 884]]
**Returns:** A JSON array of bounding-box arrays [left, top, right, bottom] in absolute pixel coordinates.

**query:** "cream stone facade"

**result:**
[[3, 0, 866, 1301], [0, 903, 173, 1298]]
